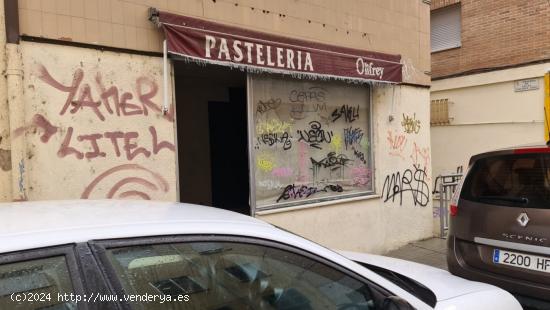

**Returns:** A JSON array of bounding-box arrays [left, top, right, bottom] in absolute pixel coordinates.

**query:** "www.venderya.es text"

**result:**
[[11, 292, 190, 304]]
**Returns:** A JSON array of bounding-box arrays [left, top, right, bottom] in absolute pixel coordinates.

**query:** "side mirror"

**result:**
[[382, 296, 415, 310]]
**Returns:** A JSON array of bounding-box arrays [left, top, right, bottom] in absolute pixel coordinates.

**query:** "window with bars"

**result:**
[[431, 99, 451, 125]]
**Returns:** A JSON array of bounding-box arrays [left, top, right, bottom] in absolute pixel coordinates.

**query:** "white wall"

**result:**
[[431, 63, 548, 177], [430, 62, 549, 235]]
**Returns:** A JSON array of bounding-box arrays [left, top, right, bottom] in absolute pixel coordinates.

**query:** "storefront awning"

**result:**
[[150, 9, 402, 84]]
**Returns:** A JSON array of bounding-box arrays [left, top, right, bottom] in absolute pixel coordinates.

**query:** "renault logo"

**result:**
[[517, 213, 530, 227]]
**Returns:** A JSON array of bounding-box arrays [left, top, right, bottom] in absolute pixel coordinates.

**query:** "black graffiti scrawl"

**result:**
[[297, 121, 333, 149], [382, 165, 430, 207]]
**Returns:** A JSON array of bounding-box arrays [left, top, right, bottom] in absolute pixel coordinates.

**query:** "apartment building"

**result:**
[[0, 0, 432, 253]]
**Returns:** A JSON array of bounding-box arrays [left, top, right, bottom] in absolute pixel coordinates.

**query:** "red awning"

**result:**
[[151, 9, 402, 84]]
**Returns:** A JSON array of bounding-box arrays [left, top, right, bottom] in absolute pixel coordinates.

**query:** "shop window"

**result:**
[[430, 98, 451, 125], [431, 4, 461, 52], [249, 74, 373, 210]]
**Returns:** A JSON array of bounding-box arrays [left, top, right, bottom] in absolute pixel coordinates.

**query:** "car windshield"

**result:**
[[461, 153, 550, 209]]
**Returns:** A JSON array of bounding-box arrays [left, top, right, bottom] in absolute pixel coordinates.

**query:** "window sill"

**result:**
[[431, 45, 461, 54], [255, 194, 382, 216]]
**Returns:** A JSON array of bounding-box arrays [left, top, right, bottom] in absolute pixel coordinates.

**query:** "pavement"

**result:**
[[384, 237, 448, 270]]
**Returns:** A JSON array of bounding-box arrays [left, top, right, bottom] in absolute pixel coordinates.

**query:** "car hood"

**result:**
[[338, 250, 507, 302]]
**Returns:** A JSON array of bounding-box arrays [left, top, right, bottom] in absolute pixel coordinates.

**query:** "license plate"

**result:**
[[493, 249, 550, 273]]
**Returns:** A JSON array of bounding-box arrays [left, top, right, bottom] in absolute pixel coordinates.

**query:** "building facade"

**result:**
[[430, 0, 550, 220], [0, 0, 432, 253]]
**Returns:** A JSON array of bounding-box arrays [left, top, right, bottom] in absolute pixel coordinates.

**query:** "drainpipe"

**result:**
[[162, 39, 168, 114], [0, 0, 10, 201], [4, 0, 25, 201], [6, 43, 26, 201]]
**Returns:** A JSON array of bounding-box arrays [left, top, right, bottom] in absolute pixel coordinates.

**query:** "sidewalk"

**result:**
[[384, 238, 448, 270]]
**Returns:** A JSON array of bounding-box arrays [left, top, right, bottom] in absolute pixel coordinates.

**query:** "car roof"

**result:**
[[0, 200, 466, 308], [0, 200, 273, 253], [469, 143, 550, 165]]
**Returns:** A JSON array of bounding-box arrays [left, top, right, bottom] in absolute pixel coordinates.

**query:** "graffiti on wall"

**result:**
[[382, 165, 430, 207], [387, 129, 407, 158], [401, 113, 421, 134], [81, 164, 169, 200], [36, 65, 174, 122], [14, 60, 175, 201], [252, 77, 373, 207], [383, 109, 431, 207]]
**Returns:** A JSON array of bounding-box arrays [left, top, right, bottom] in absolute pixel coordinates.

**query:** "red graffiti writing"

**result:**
[[387, 130, 407, 158], [37, 64, 174, 122], [58, 125, 174, 161], [13, 114, 59, 143], [81, 164, 169, 200], [410, 142, 430, 170]]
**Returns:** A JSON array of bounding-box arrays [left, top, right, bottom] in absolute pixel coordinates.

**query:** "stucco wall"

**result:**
[[17, 0, 430, 86], [258, 85, 433, 254], [12, 41, 177, 201], [431, 63, 548, 178]]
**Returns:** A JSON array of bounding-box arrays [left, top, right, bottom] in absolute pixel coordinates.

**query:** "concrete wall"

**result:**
[[431, 62, 549, 179], [17, 0, 430, 86], [259, 85, 433, 254], [11, 41, 177, 201]]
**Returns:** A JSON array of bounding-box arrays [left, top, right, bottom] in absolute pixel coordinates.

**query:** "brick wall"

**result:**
[[431, 0, 550, 79]]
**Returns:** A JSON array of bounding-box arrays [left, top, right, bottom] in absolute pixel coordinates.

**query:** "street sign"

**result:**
[[514, 78, 539, 92]]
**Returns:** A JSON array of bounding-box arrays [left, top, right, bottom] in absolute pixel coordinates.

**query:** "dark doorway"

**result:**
[[174, 62, 250, 215], [208, 88, 249, 214]]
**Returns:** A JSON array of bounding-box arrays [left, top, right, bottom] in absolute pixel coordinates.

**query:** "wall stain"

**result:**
[[0, 149, 11, 171]]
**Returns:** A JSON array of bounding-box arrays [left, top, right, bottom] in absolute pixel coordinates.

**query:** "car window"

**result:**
[[462, 153, 550, 209], [0, 256, 76, 310], [105, 241, 380, 309]]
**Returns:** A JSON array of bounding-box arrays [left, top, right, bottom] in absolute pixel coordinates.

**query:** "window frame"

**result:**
[[0, 244, 87, 309], [89, 234, 392, 310], [246, 74, 376, 214], [430, 4, 462, 53]]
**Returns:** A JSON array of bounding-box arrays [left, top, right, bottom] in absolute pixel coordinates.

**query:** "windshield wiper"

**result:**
[[478, 196, 529, 205]]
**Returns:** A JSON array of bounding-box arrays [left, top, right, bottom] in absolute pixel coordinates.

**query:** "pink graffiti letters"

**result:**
[[387, 129, 407, 158], [13, 114, 58, 143], [81, 163, 169, 200], [58, 126, 174, 161], [37, 64, 174, 122]]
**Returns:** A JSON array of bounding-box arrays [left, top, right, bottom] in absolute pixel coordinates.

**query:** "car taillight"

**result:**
[[450, 205, 458, 216], [449, 170, 467, 217]]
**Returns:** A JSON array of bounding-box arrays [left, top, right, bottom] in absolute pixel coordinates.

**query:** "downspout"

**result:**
[[4, 0, 26, 201], [148, 8, 169, 115], [6, 43, 25, 201], [163, 39, 168, 114], [0, 0, 10, 201]]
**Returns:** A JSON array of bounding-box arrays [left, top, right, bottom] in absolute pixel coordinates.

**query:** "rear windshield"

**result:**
[[461, 153, 550, 209]]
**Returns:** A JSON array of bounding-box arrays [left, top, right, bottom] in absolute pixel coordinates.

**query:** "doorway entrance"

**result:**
[[174, 62, 250, 215]]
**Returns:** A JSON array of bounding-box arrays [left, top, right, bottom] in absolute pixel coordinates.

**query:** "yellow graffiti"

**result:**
[[330, 134, 342, 151], [257, 156, 274, 172], [256, 119, 292, 135]]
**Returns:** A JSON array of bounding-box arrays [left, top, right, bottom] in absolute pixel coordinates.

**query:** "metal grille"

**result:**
[[436, 172, 463, 238]]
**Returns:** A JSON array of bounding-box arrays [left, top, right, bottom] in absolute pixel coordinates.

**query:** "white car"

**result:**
[[0, 200, 520, 310]]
